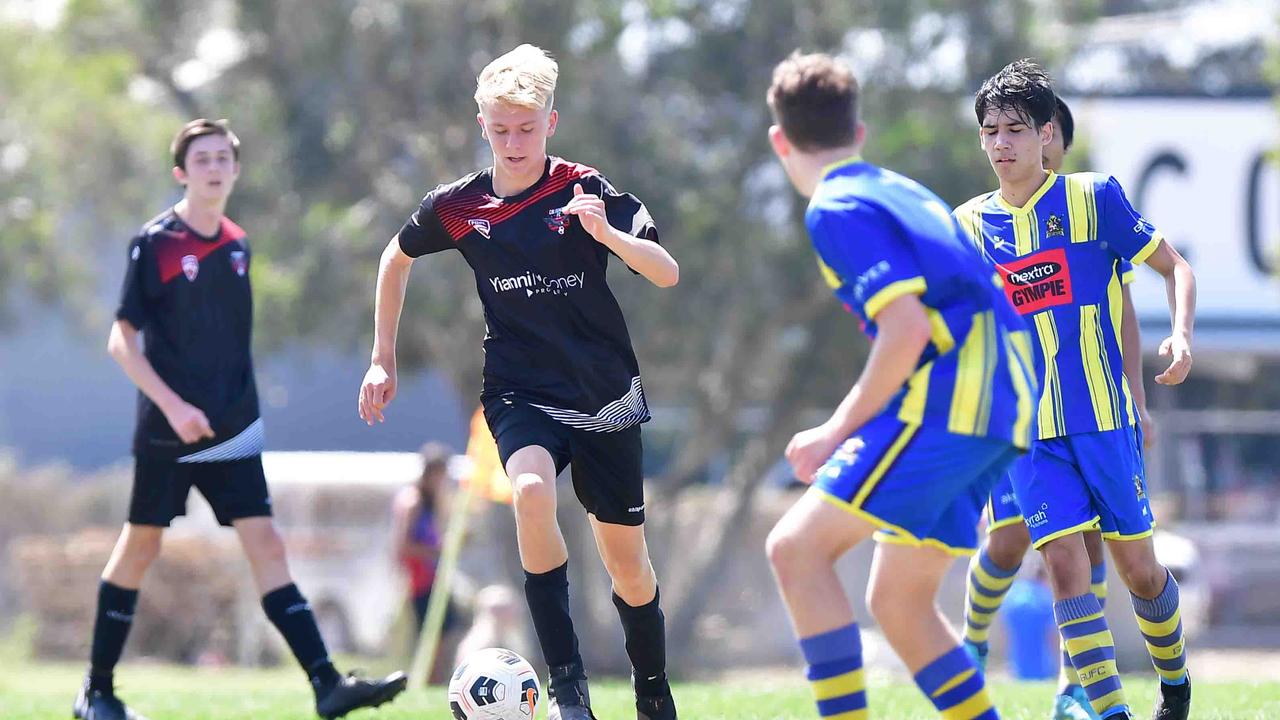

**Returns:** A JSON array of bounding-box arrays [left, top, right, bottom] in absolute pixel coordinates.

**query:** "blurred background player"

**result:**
[[954, 60, 1196, 720], [959, 96, 1158, 720], [764, 50, 1039, 720], [391, 441, 461, 684], [453, 585, 525, 666], [80, 118, 406, 720], [358, 44, 680, 720]]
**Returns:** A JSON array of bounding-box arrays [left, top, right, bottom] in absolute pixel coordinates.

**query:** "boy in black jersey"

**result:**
[[78, 119, 406, 720], [359, 45, 680, 720]]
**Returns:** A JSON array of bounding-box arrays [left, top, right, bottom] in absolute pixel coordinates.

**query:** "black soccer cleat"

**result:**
[[547, 660, 597, 720], [636, 691, 678, 720], [73, 684, 147, 720], [314, 670, 407, 719], [1151, 675, 1191, 720]]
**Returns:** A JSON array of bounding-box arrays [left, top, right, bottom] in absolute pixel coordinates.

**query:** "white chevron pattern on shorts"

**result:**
[[177, 418, 265, 463], [531, 376, 649, 432]]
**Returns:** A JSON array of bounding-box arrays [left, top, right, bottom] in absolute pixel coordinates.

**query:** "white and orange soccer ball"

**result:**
[[447, 647, 540, 720]]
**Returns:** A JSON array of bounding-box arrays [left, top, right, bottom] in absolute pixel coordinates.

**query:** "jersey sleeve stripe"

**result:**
[[863, 276, 927, 319], [816, 257, 843, 289], [1130, 232, 1164, 266]]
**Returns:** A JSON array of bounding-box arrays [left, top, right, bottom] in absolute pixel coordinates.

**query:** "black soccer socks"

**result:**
[[261, 583, 341, 691], [88, 580, 139, 692], [524, 562, 581, 668], [613, 586, 670, 698]]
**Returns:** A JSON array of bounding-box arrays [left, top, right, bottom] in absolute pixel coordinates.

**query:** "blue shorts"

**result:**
[[813, 414, 1022, 556], [985, 473, 1025, 531], [1012, 425, 1153, 549]]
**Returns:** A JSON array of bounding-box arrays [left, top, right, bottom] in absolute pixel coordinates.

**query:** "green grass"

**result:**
[[2, 660, 1278, 719]]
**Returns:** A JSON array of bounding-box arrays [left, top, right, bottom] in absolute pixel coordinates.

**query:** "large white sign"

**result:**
[[1077, 98, 1279, 350]]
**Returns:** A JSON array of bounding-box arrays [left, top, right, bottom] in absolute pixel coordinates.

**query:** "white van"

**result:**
[[176, 451, 425, 659]]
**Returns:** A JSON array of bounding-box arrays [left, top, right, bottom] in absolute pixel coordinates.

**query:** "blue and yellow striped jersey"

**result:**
[[953, 172, 1163, 440], [807, 158, 1039, 449]]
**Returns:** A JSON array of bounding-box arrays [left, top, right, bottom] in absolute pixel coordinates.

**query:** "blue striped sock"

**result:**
[[800, 624, 867, 719], [1055, 593, 1127, 718], [1062, 559, 1110, 690], [913, 645, 998, 719], [1131, 569, 1188, 686], [963, 547, 1020, 657]]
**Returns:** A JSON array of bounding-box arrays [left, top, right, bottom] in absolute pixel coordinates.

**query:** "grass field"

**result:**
[[2, 660, 1279, 720]]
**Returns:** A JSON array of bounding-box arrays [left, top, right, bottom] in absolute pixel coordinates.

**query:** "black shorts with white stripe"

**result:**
[[482, 395, 646, 526], [128, 455, 271, 527]]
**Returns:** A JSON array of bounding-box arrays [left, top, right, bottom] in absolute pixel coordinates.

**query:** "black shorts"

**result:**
[[128, 455, 272, 527], [482, 396, 645, 526]]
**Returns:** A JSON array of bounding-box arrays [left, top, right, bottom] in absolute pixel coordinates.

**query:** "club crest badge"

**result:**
[[1045, 214, 1064, 238], [468, 218, 491, 239], [544, 208, 570, 235], [181, 254, 199, 281], [230, 250, 248, 276]]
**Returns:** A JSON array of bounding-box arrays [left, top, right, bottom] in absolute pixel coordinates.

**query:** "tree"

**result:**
[[4, 0, 1075, 669]]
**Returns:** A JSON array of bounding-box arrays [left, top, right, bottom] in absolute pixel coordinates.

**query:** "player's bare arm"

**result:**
[[1120, 284, 1156, 447], [1142, 240, 1196, 385], [785, 293, 932, 482], [359, 235, 415, 425], [106, 318, 214, 444], [563, 183, 679, 288]]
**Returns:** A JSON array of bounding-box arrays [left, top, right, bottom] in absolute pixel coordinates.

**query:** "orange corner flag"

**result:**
[[461, 406, 512, 504]]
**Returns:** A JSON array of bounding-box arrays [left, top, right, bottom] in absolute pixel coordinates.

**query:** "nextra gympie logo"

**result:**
[[996, 247, 1073, 314]]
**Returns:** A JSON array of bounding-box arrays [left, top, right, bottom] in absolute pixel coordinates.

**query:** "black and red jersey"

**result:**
[[116, 207, 261, 460], [398, 156, 658, 431]]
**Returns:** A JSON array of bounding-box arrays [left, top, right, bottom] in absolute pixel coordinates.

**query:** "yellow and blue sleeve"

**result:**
[[1099, 176, 1163, 266], [809, 205, 927, 321]]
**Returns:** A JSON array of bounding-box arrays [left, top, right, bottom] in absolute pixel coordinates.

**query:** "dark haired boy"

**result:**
[[954, 60, 1196, 720], [78, 118, 406, 720]]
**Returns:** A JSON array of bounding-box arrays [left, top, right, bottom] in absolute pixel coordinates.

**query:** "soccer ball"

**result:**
[[447, 647, 540, 720]]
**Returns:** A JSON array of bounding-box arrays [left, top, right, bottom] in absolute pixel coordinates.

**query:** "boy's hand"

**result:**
[[564, 183, 610, 240], [163, 401, 215, 444], [359, 362, 397, 425], [1137, 407, 1157, 449], [1155, 333, 1192, 385], [785, 423, 845, 485]]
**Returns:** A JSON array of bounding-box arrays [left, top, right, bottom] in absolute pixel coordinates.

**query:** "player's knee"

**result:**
[[1114, 555, 1166, 598], [987, 528, 1030, 569], [605, 554, 653, 597], [866, 580, 927, 628], [511, 472, 555, 520], [765, 524, 808, 576]]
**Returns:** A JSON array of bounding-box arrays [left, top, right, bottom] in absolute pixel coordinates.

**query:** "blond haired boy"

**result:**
[[359, 44, 679, 720]]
